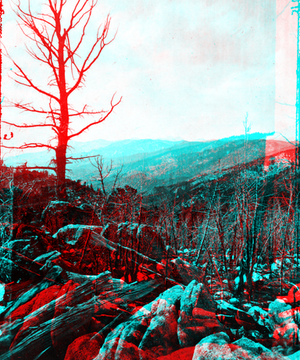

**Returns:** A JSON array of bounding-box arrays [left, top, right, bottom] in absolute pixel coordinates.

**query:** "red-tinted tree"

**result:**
[[3, 0, 121, 196]]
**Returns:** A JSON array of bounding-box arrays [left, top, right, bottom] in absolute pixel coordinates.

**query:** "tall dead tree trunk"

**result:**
[[2, 0, 122, 197]]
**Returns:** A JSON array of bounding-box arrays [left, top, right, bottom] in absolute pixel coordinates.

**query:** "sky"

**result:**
[[275, 0, 298, 142], [0, 0, 296, 155]]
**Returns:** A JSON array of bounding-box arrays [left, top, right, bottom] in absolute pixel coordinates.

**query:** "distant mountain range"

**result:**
[[4, 132, 294, 194]]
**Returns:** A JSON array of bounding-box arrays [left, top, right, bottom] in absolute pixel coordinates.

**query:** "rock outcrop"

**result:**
[[41, 201, 100, 234]]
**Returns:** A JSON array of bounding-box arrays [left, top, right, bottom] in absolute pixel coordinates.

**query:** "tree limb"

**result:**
[[2, 143, 56, 150], [68, 94, 122, 139]]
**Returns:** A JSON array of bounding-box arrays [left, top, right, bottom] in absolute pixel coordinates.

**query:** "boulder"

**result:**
[[96, 318, 152, 360], [101, 222, 166, 282], [233, 337, 290, 359], [1, 272, 127, 360], [53, 225, 109, 274], [41, 201, 100, 234], [3, 265, 63, 318], [0, 236, 47, 283], [259, 280, 290, 302], [97, 285, 184, 360], [168, 258, 205, 286], [273, 322, 300, 348], [268, 299, 293, 329], [233, 337, 273, 357], [34, 250, 61, 264], [248, 306, 271, 331], [193, 336, 290, 360], [2, 280, 29, 304], [139, 285, 184, 357], [8, 283, 61, 324], [8, 283, 63, 360], [268, 298, 300, 348], [289, 350, 300, 360], [157, 347, 195, 360], [53, 225, 103, 248], [197, 332, 230, 346], [193, 343, 253, 360], [192, 332, 232, 360], [286, 283, 300, 307], [116, 222, 165, 262], [64, 332, 105, 360], [177, 280, 223, 347], [51, 280, 92, 359]]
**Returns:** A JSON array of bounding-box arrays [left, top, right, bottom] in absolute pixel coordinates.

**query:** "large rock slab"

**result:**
[[53, 225, 103, 248], [41, 201, 100, 234], [8, 283, 63, 360], [193, 336, 290, 360], [102, 222, 166, 281], [96, 317, 153, 360], [233, 337, 290, 359], [139, 285, 184, 357], [268, 298, 300, 348], [8, 283, 61, 324], [51, 280, 90, 359], [116, 222, 165, 262], [97, 285, 184, 360], [53, 225, 109, 274], [1, 272, 113, 360], [168, 258, 205, 286], [64, 332, 104, 360], [193, 343, 252, 360], [268, 299, 293, 329], [157, 347, 195, 360], [177, 280, 223, 347], [0, 237, 46, 282]]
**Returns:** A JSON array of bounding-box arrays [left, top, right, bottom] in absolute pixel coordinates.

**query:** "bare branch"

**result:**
[[111, 164, 123, 192], [13, 2, 59, 57], [64, 1, 94, 64], [68, 94, 122, 139], [4, 101, 60, 117], [69, 108, 107, 117], [13, 0, 56, 29], [67, 155, 101, 161], [2, 143, 56, 150], [2, 121, 55, 129], [67, 15, 114, 96], [6, 52, 60, 102]]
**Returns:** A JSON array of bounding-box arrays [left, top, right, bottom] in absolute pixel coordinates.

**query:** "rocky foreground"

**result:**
[[1, 267, 300, 360], [0, 201, 300, 359]]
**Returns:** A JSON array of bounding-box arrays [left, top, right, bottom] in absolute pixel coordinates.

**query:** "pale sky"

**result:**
[[0, 0, 296, 156], [275, 0, 298, 141]]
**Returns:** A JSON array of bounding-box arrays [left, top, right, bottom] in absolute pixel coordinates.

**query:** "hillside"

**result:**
[[5, 133, 281, 194]]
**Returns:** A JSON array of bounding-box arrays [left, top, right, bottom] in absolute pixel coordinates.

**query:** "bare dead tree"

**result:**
[[90, 155, 123, 195], [90, 155, 113, 196], [3, 0, 122, 197], [89, 155, 123, 223]]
